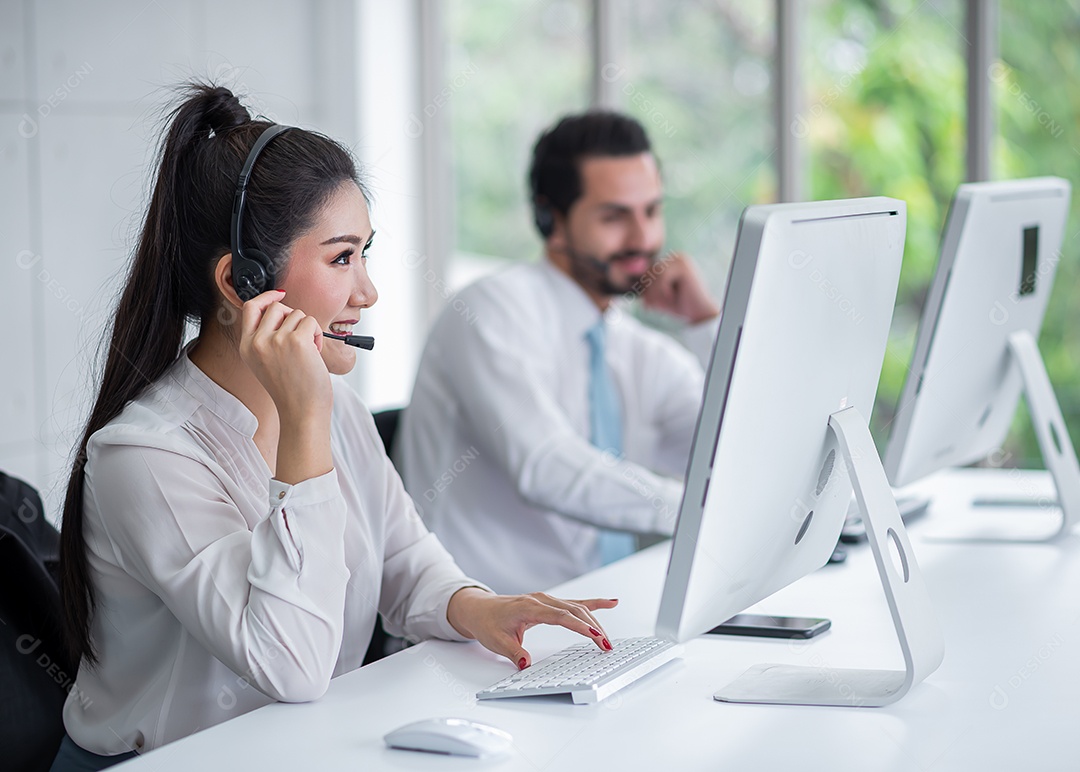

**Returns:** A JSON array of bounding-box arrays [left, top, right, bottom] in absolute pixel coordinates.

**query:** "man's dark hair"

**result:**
[[528, 111, 652, 237]]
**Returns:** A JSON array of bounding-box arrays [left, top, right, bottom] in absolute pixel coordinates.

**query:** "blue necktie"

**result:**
[[585, 321, 637, 565]]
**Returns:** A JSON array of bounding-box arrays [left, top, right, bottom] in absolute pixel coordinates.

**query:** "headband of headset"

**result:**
[[230, 124, 295, 301]]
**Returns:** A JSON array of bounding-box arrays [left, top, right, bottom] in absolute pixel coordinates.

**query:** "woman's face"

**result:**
[[279, 182, 378, 375]]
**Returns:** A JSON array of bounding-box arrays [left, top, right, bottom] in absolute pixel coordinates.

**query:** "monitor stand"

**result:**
[[928, 330, 1080, 542], [714, 407, 944, 707]]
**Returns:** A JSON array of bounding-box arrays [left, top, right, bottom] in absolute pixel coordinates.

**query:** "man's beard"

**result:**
[[562, 238, 658, 298]]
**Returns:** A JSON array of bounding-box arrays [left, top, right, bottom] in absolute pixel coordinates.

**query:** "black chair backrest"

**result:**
[[364, 408, 407, 667], [0, 471, 71, 771], [372, 408, 403, 458]]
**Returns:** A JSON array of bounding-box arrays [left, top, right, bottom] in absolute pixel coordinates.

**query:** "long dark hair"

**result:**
[[60, 83, 362, 665]]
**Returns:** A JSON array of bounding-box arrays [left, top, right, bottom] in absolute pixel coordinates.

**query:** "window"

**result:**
[[806, 0, 965, 442], [432, 2, 1073, 467], [615, 1, 776, 296], [447, 0, 590, 287]]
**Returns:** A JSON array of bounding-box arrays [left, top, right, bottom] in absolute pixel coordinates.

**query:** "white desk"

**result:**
[[116, 470, 1080, 771]]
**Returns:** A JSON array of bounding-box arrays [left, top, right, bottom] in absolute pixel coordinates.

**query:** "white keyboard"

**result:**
[[476, 636, 681, 705]]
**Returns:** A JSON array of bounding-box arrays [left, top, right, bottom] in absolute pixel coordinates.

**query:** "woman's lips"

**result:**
[[328, 319, 359, 334]]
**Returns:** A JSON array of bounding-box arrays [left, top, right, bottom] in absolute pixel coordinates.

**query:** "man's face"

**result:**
[[548, 153, 665, 300]]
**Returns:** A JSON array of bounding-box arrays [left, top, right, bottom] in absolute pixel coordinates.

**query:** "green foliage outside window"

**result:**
[[995, 0, 1080, 467], [806, 0, 966, 451]]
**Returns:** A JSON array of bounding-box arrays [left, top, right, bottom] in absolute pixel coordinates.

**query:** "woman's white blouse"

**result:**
[[63, 351, 484, 755]]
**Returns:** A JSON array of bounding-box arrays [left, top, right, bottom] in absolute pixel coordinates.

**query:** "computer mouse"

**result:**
[[384, 717, 513, 757]]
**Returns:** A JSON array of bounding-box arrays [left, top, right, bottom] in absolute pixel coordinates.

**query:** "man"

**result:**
[[398, 111, 720, 594]]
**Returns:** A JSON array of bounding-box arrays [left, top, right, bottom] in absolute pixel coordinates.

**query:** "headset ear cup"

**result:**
[[233, 251, 271, 302], [234, 267, 261, 302], [534, 203, 554, 239], [248, 250, 275, 292]]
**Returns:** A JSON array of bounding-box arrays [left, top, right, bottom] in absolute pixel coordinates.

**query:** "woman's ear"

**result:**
[[214, 252, 245, 310]]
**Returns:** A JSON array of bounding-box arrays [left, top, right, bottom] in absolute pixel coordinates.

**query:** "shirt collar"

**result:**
[[169, 343, 261, 438], [540, 259, 622, 340]]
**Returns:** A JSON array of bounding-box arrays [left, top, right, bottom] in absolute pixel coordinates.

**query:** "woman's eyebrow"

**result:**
[[320, 231, 374, 247]]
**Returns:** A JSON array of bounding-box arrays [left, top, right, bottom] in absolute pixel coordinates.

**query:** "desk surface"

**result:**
[[116, 470, 1080, 771]]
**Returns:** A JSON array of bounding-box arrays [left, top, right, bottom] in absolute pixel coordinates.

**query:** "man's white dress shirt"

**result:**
[[398, 261, 714, 595], [64, 349, 483, 756]]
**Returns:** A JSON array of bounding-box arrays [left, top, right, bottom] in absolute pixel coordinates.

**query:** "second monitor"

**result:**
[[883, 177, 1078, 541]]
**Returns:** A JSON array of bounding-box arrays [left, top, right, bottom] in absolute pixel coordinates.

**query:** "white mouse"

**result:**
[[384, 717, 513, 757]]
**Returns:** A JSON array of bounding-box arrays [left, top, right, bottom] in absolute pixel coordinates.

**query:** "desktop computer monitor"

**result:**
[[656, 197, 943, 707], [882, 177, 1078, 540]]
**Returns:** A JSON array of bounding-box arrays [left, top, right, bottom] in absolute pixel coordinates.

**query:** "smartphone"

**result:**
[[706, 613, 831, 639], [839, 513, 867, 544]]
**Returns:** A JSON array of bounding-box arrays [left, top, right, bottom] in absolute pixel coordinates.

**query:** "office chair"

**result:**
[[0, 471, 71, 772], [372, 408, 403, 460], [364, 408, 405, 666]]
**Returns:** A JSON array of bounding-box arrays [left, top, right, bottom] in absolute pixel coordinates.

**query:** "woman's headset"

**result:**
[[230, 124, 294, 301], [228, 124, 374, 350]]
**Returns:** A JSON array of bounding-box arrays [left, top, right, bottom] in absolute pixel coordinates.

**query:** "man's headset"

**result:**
[[530, 138, 556, 239], [533, 197, 555, 239], [230, 124, 374, 350]]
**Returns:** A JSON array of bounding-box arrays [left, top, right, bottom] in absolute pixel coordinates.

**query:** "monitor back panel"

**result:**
[[884, 177, 1070, 487], [658, 198, 906, 643]]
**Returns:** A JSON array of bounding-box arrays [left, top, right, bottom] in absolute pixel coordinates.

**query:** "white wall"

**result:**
[[354, 0, 428, 412], [0, 0, 426, 522]]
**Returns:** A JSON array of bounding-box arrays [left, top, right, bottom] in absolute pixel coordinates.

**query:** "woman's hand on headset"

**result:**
[[239, 290, 335, 483]]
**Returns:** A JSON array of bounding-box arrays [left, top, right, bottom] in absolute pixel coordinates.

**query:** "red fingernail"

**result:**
[[609, 598, 619, 602], [518, 657, 528, 670], [602, 639, 613, 651], [589, 627, 601, 637]]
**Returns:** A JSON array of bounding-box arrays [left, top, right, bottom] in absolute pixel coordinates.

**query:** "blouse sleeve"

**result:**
[[85, 434, 351, 703]]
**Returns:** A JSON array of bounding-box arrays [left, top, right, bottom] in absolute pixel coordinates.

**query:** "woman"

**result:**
[[52, 84, 616, 770]]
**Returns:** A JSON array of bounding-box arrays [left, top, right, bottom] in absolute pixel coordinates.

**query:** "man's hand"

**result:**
[[638, 252, 720, 324]]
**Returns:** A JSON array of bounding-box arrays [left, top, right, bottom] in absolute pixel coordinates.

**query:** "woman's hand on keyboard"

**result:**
[[446, 589, 619, 669]]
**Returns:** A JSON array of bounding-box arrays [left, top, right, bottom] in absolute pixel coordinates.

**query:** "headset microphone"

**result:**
[[323, 332, 375, 350]]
